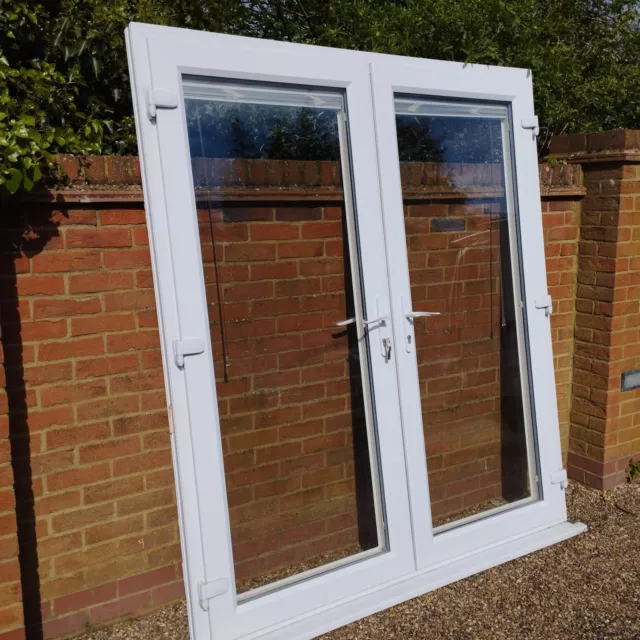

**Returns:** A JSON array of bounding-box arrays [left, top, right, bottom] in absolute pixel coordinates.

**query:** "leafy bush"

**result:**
[[0, 1, 105, 193], [1, 0, 639, 193]]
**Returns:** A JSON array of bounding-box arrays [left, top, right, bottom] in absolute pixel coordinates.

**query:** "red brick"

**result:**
[[46, 422, 111, 450], [27, 406, 74, 431], [250, 223, 299, 241], [113, 450, 172, 477], [103, 249, 151, 269], [54, 583, 117, 616], [40, 379, 106, 408], [75, 354, 139, 379], [100, 210, 146, 225], [301, 221, 342, 239], [112, 412, 168, 436], [66, 229, 132, 249], [16, 275, 65, 296], [69, 272, 134, 294], [51, 503, 114, 533], [104, 290, 156, 312], [33, 297, 101, 320], [31, 251, 101, 273], [107, 331, 160, 353], [23, 362, 73, 386], [225, 243, 276, 262], [250, 262, 298, 280], [118, 566, 176, 597], [47, 462, 111, 492], [80, 436, 142, 464], [38, 336, 104, 362], [151, 580, 184, 606], [85, 515, 143, 545], [223, 281, 273, 302], [110, 370, 163, 394], [116, 488, 174, 517], [133, 227, 149, 246], [71, 313, 136, 336], [135, 269, 154, 289], [277, 241, 324, 259], [89, 592, 149, 625], [42, 612, 88, 640], [76, 395, 140, 422], [30, 449, 75, 475], [84, 476, 145, 505]]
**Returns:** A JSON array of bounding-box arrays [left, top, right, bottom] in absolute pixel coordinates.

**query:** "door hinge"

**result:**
[[521, 116, 539, 136], [534, 294, 553, 317], [173, 338, 205, 368], [198, 578, 229, 611], [550, 469, 568, 490], [147, 88, 179, 121]]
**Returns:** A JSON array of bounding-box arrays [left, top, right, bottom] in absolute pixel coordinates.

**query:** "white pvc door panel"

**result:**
[[127, 21, 584, 640]]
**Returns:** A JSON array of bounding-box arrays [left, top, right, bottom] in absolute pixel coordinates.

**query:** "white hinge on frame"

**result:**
[[198, 578, 229, 611], [534, 294, 553, 317], [147, 88, 179, 121], [173, 338, 205, 368], [521, 115, 539, 136], [550, 469, 568, 490]]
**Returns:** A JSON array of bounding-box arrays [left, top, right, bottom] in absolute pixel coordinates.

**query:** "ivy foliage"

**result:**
[[1, 0, 639, 193]]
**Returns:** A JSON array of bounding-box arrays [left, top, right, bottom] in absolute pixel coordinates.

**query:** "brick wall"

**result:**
[[0, 155, 583, 638], [0, 174, 182, 640], [550, 130, 640, 488]]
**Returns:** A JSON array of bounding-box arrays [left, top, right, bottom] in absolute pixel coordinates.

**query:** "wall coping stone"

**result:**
[[5, 156, 585, 204], [548, 129, 640, 164]]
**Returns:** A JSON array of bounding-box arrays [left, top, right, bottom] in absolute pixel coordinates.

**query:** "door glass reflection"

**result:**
[[394, 97, 538, 529], [183, 78, 384, 596]]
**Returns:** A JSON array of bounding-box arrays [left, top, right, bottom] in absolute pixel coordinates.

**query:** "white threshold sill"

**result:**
[[249, 520, 587, 640]]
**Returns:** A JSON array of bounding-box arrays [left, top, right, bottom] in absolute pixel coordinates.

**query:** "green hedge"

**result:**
[[1, 0, 638, 193]]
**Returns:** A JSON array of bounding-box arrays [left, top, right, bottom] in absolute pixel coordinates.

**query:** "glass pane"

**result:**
[[394, 97, 538, 529], [183, 78, 383, 597]]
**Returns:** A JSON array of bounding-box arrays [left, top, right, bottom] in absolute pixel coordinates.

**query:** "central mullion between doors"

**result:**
[[337, 103, 388, 553]]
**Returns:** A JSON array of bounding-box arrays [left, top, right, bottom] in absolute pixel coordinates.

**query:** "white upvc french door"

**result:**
[[127, 22, 584, 640], [370, 57, 571, 568], [127, 22, 414, 640]]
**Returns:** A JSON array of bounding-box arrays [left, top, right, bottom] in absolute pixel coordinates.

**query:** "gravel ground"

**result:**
[[77, 481, 640, 640]]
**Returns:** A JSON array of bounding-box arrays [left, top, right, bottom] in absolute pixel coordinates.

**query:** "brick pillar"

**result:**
[[550, 130, 640, 488]]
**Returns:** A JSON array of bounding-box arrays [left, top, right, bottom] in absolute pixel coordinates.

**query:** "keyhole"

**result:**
[[407, 335, 412, 344]]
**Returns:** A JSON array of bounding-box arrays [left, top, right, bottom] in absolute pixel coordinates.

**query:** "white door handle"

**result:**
[[401, 297, 440, 353], [334, 298, 391, 362], [405, 311, 440, 321], [334, 316, 389, 328], [363, 316, 389, 327]]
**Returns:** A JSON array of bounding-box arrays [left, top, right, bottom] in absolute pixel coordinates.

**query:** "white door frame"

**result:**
[[126, 22, 585, 640]]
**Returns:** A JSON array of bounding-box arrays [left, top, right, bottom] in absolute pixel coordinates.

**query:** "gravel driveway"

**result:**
[[77, 481, 640, 640]]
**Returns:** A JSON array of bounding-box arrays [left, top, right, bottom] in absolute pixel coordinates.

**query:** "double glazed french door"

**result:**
[[126, 23, 584, 640]]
